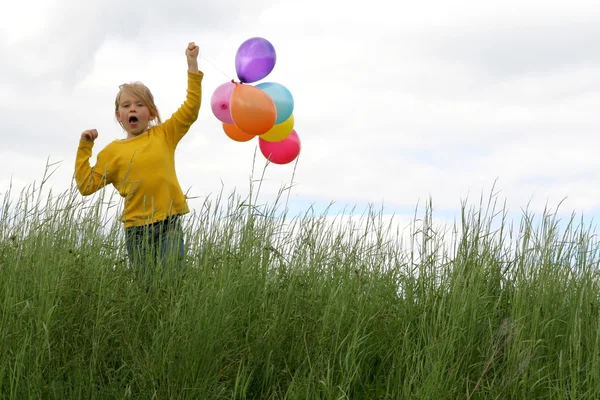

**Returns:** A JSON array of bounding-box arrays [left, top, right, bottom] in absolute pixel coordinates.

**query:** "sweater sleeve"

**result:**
[[160, 70, 204, 148], [74, 140, 113, 196]]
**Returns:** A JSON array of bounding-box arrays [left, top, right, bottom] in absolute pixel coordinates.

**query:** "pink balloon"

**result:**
[[210, 81, 235, 124], [259, 130, 301, 165]]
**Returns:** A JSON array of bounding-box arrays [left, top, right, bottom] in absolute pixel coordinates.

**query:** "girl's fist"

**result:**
[[186, 42, 199, 60], [81, 129, 98, 142]]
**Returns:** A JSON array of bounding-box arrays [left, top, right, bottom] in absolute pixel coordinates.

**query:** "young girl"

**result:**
[[74, 42, 203, 275]]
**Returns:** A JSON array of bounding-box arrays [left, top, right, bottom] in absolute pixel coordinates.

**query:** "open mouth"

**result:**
[[129, 116, 138, 124]]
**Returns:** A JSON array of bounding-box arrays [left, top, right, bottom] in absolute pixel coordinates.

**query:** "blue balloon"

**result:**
[[256, 82, 294, 124]]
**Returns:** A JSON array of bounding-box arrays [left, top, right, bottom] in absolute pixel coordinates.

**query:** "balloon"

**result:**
[[259, 114, 294, 142], [256, 82, 294, 124], [259, 129, 301, 165], [235, 37, 277, 83], [223, 123, 255, 142], [210, 81, 235, 124], [230, 83, 277, 135]]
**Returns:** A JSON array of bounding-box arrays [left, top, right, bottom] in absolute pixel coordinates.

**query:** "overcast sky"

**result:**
[[2, 0, 600, 236]]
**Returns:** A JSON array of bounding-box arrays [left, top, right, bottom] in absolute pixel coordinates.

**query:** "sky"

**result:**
[[1, 0, 600, 242]]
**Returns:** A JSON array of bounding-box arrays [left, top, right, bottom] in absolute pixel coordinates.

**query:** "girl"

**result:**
[[74, 42, 203, 275]]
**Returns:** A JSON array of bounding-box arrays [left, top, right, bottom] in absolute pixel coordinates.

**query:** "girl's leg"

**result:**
[[125, 224, 158, 279], [158, 216, 186, 272]]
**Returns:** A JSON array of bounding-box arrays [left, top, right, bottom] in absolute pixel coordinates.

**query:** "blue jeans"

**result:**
[[125, 215, 185, 279]]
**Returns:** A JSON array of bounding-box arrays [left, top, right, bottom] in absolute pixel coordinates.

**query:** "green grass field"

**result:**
[[1, 170, 599, 399]]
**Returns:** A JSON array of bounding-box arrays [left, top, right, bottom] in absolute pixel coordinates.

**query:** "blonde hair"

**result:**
[[115, 81, 162, 128]]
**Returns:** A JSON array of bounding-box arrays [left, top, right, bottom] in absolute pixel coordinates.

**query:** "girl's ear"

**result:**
[[115, 112, 125, 128], [149, 114, 156, 121]]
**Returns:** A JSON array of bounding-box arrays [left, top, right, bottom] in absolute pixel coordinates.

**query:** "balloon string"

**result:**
[[200, 54, 234, 81]]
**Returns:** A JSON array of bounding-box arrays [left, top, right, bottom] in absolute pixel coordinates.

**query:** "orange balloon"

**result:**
[[230, 84, 277, 135], [223, 123, 255, 142]]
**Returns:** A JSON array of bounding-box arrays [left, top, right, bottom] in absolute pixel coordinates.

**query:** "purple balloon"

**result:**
[[235, 37, 276, 83]]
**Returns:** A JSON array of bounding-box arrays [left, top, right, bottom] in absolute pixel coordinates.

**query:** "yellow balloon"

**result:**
[[259, 114, 294, 142]]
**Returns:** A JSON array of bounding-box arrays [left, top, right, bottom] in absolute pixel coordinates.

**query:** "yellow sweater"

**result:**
[[75, 70, 204, 227]]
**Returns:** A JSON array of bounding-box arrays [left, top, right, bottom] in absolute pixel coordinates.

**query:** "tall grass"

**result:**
[[1, 165, 599, 399]]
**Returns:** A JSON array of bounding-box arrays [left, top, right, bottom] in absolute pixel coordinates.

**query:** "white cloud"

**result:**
[[1, 0, 600, 236], [1, 0, 273, 89]]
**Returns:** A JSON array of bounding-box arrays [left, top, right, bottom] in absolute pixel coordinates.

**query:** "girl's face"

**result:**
[[115, 92, 155, 137]]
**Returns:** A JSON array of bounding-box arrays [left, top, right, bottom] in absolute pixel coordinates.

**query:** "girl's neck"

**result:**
[[125, 127, 151, 140]]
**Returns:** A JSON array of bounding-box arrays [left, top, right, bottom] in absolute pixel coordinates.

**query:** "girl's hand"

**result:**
[[186, 42, 199, 61], [81, 129, 98, 142]]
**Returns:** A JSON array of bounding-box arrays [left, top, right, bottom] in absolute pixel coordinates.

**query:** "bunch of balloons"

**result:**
[[210, 37, 301, 165]]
